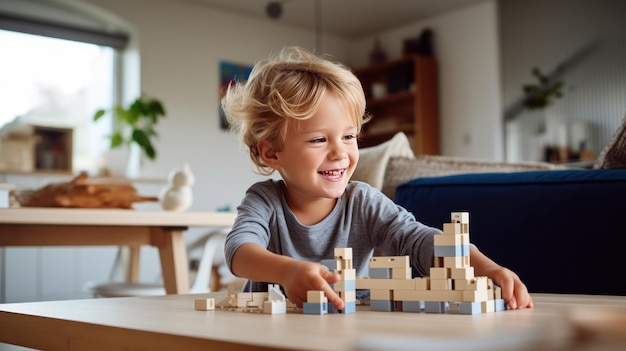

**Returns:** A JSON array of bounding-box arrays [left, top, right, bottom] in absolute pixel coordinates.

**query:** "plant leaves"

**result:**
[[110, 132, 124, 148], [93, 109, 106, 121], [131, 129, 156, 160]]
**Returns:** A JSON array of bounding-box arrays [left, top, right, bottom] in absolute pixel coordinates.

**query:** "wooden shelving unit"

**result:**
[[33, 125, 73, 173], [353, 55, 440, 155]]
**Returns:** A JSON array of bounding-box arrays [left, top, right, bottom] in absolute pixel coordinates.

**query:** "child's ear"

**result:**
[[258, 139, 280, 169]]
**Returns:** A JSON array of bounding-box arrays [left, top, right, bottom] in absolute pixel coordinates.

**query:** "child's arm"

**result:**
[[231, 243, 345, 309], [469, 245, 534, 310]]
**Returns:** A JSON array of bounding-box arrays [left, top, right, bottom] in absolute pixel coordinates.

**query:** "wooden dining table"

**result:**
[[0, 293, 624, 351], [0, 207, 236, 294]]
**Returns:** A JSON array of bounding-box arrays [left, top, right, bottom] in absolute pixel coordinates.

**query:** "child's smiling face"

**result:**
[[273, 92, 360, 202]]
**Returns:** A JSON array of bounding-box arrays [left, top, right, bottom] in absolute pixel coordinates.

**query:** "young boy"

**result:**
[[221, 46, 532, 311]]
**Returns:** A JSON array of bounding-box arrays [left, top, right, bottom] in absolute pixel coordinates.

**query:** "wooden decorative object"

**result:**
[[13, 172, 158, 209]]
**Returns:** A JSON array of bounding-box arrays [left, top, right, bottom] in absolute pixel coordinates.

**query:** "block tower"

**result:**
[[305, 247, 357, 314], [356, 212, 506, 314], [427, 211, 504, 313]]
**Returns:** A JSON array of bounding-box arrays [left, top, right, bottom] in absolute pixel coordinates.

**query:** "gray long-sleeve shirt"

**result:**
[[224, 179, 439, 292]]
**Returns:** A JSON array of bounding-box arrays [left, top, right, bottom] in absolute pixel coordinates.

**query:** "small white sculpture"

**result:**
[[159, 163, 194, 211]]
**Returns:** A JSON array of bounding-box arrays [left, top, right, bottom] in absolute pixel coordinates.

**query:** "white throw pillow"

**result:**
[[352, 132, 415, 189]]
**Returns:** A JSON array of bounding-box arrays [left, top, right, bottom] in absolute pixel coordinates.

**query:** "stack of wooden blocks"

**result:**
[[304, 248, 357, 314], [357, 212, 507, 314]]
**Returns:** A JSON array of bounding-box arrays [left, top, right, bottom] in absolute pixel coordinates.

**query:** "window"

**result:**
[[0, 4, 130, 174], [0, 29, 114, 173]]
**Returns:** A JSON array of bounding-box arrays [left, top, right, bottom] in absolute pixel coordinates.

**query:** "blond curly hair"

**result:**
[[221, 46, 369, 175]]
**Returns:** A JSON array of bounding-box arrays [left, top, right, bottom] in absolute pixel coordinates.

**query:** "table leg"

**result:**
[[152, 228, 189, 294], [127, 246, 141, 283]]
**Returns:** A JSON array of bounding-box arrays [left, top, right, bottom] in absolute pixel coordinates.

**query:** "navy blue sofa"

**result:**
[[394, 168, 626, 296]]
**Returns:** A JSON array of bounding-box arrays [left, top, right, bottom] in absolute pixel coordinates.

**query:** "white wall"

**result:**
[[85, 0, 352, 214], [500, 0, 626, 162], [350, 0, 503, 160]]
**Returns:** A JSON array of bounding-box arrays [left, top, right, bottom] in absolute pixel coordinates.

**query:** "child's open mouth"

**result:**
[[319, 169, 345, 180]]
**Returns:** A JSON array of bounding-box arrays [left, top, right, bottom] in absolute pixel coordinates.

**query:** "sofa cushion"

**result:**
[[395, 169, 626, 296], [352, 132, 414, 190], [595, 113, 626, 169], [381, 155, 568, 199]]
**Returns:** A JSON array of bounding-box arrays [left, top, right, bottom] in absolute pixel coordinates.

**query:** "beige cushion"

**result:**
[[381, 155, 570, 199], [352, 132, 415, 189], [595, 113, 626, 169]]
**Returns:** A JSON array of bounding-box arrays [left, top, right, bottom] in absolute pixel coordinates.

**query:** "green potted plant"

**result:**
[[523, 67, 565, 110], [93, 95, 166, 161]]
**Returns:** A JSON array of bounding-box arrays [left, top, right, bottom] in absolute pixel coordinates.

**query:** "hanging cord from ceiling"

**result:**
[[314, 0, 322, 53], [266, 0, 322, 53]]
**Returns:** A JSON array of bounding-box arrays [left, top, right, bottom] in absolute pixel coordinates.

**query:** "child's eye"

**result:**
[[344, 134, 356, 141], [310, 137, 326, 143]]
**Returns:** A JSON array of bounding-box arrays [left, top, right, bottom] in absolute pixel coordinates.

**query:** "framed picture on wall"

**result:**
[[219, 61, 253, 130]]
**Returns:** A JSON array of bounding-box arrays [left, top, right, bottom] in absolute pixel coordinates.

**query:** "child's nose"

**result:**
[[329, 143, 348, 159]]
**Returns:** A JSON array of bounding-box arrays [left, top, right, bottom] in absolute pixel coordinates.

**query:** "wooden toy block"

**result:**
[[268, 284, 286, 302], [462, 289, 489, 302], [414, 277, 430, 290], [443, 256, 470, 269], [442, 222, 462, 235], [369, 267, 392, 279], [332, 279, 356, 292], [329, 301, 356, 314], [424, 301, 448, 313], [369, 256, 410, 268], [451, 212, 469, 224], [429, 278, 452, 291], [494, 285, 502, 300], [334, 248, 353, 260], [370, 289, 394, 300], [402, 300, 424, 312], [455, 276, 488, 291], [356, 277, 416, 291], [338, 268, 356, 280], [458, 301, 481, 315], [434, 245, 469, 257], [263, 300, 286, 314], [194, 298, 215, 311], [433, 256, 444, 268], [481, 300, 495, 313], [494, 299, 506, 311], [392, 267, 412, 280], [235, 292, 268, 308], [307, 290, 327, 304], [320, 259, 337, 271], [337, 258, 353, 271], [450, 267, 474, 280], [303, 302, 328, 315], [429, 267, 450, 279], [337, 290, 356, 303], [393, 289, 464, 302], [370, 300, 395, 312], [434, 233, 469, 246]]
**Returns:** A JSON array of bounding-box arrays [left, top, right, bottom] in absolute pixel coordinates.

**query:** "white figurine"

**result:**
[[159, 163, 194, 211]]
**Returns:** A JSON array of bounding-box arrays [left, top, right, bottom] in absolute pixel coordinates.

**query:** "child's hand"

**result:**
[[484, 266, 533, 310], [281, 261, 344, 310]]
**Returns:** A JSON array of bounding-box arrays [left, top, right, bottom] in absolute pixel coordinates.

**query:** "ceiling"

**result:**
[[180, 0, 486, 38]]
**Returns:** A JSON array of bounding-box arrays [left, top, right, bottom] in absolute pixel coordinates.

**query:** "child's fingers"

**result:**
[[318, 266, 344, 309], [499, 276, 517, 309], [320, 267, 341, 283], [321, 284, 345, 310]]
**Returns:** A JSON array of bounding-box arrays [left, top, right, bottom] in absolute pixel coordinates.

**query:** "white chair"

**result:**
[[88, 229, 232, 297]]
